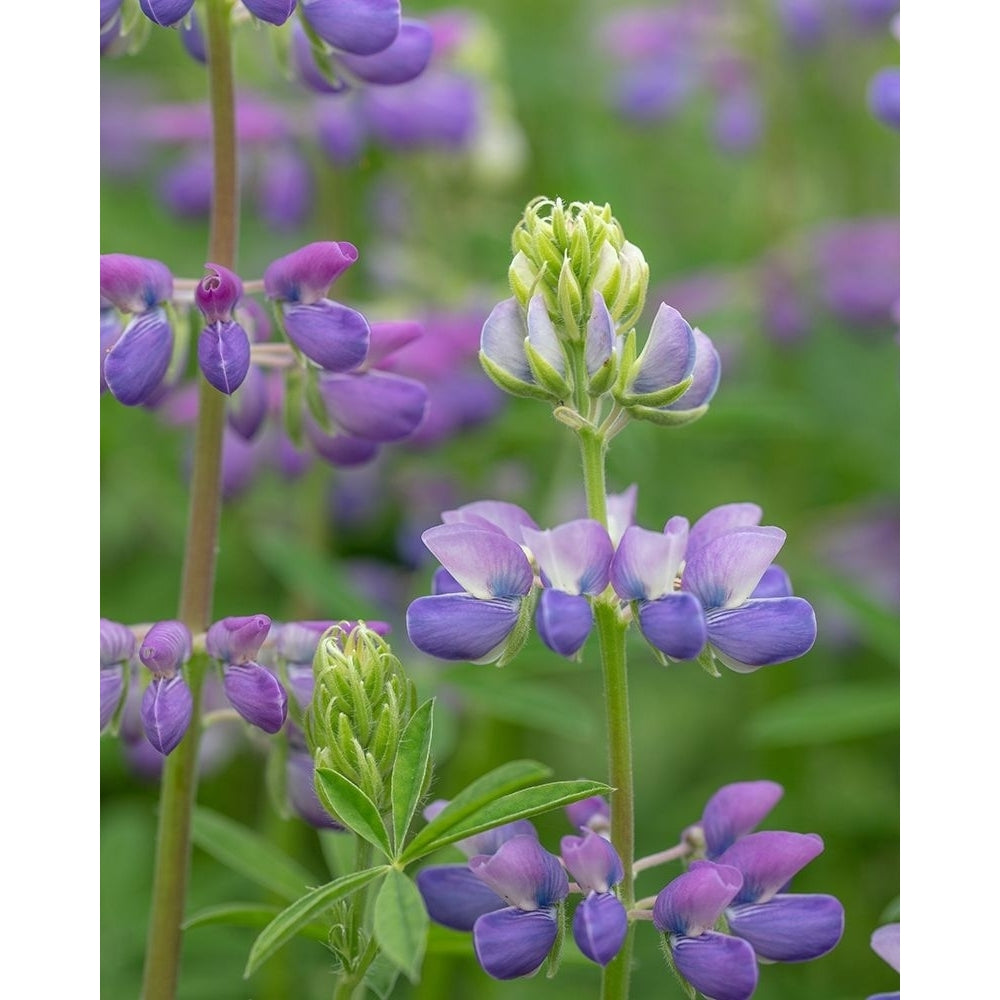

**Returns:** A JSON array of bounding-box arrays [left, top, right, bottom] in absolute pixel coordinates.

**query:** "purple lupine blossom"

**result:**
[[653, 862, 759, 1000], [868, 67, 900, 130], [697, 780, 785, 858], [138, 0, 196, 28], [101, 254, 173, 314], [300, 0, 403, 57], [158, 150, 213, 217], [867, 922, 900, 1000], [179, 10, 207, 63], [774, 0, 828, 48], [715, 831, 845, 962], [138, 621, 194, 755], [244, 0, 297, 26], [255, 149, 314, 231], [561, 831, 627, 966], [100, 618, 136, 730], [195, 264, 251, 395], [565, 795, 611, 836], [336, 19, 434, 86], [287, 743, 344, 829]]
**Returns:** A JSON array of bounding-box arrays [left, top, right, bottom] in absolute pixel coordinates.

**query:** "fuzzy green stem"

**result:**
[[140, 3, 238, 998]]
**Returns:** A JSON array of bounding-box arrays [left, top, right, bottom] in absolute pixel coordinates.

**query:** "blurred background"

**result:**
[[100, 1, 899, 997]]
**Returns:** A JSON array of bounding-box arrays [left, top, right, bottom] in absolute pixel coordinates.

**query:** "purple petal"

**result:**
[[100, 310, 122, 392], [301, 0, 401, 57], [706, 597, 817, 670], [198, 320, 251, 395], [139, 621, 192, 677], [227, 366, 269, 440], [103, 308, 174, 406], [750, 564, 793, 599], [867, 994, 900, 1000], [337, 19, 432, 85], [442, 500, 539, 541], [525, 294, 565, 375], [431, 567, 464, 595], [158, 152, 212, 219], [242, 0, 296, 26], [307, 425, 380, 466], [473, 907, 558, 980], [275, 620, 335, 662], [417, 865, 506, 931], [100, 667, 124, 730], [282, 300, 370, 372], [320, 370, 427, 440], [287, 751, 344, 829], [290, 20, 350, 94], [140, 676, 194, 755], [101, 618, 136, 666], [422, 524, 533, 599], [606, 484, 638, 546], [685, 503, 762, 562], [179, 9, 206, 62], [560, 831, 623, 893], [871, 922, 900, 971], [470, 835, 568, 909], [701, 780, 784, 858], [458, 820, 539, 859], [205, 615, 272, 663], [716, 831, 825, 904], [683, 526, 786, 609], [868, 67, 900, 130], [535, 589, 593, 658], [573, 892, 627, 966], [637, 593, 707, 660], [101, 0, 122, 26], [138, 0, 195, 28], [653, 862, 743, 936], [406, 593, 520, 662], [670, 930, 759, 1000], [195, 264, 243, 323], [611, 523, 687, 600], [480, 297, 532, 383], [630, 303, 695, 395], [665, 328, 721, 410], [256, 149, 313, 231], [223, 662, 288, 733], [566, 796, 610, 833], [316, 95, 367, 162], [366, 320, 423, 366], [285, 663, 315, 710], [264, 242, 360, 304], [727, 894, 845, 961], [523, 519, 612, 596], [585, 292, 614, 376]]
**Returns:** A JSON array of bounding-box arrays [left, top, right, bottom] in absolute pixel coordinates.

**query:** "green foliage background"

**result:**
[[101, 2, 899, 998]]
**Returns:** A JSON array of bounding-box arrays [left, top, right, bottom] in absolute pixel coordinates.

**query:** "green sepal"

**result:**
[[282, 365, 306, 448], [479, 350, 559, 402], [304, 366, 334, 434], [587, 349, 618, 398], [659, 934, 697, 1000], [617, 374, 694, 409], [264, 731, 292, 822], [569, 224, 592, 291], [494, 587, 540, 667], [163, 301, 193, 387], [373, 869, 429, 982], [696, 647, 722, 678], [314, 767, 393, 859], [390, 698, 435, 853], [508, 251, 540, 306], [535, 232, 566, 277], [546, 900, 566, 978], [105, 659, 132, 737], [592, 242, 622, 313], [557, 258, 584, 341], [553, 406, 593, 432], [524, 339, 572, 399], [612, 329, 638, 397], [626, 402, 710, 427]]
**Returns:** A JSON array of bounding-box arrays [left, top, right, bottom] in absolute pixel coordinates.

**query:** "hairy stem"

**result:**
[[140, 2, 238, 997]]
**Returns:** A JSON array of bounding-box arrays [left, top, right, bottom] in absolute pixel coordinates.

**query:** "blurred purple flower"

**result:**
[[100, 618, 136, 730], [867, 922, 900, 1000], [868, 67, 900, 130], [139, 0, 195, 28]]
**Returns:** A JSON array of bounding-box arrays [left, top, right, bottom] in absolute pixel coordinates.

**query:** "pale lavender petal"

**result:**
[[473, 907, 557, 980], [606, 484, 638, 546], [100, 310, 122, 392], [198, 320, 251, 395], [469, 835, 568, 909], [585, 292, 614, 376], [560, 831, 623, 893], [664, 328, 721, 410], [442, 500, 539, 540], [480, 297, 532, 382], [716, 831, 824, 904], [417, 865, 506, 931], [100, 667, 124, 730], [702, 780, 784, 858], [458, 820, 538, 858], [671, 930, 758, 1000], [366, 320, 423, 366], [523, 520, 612, 596], [611, 524, 686, 601], [683, 526, 786, 609], [205, 615, 272, 664], [727, 894, 845, 961], [630, 303, 695, 395], [101, 618, 136, 666], [573, 892, 627, 966], [422, 524, 533, 599], [535, 589, 592, 658], [871, 923, 900, 971], [103, 308, 174, 406], [637, 593, 707, 660], [707, 598, 817, 670], [338, 20, 433, 85], [141, 676, 193, 755], [288, 751, 344, 829], [406, 594, 520, 662], [867, 993, 900, 1000], [139, 621, 192, 677], [282, 300, 370, 372], [566, 796, 610, 833], [868, 67, 900, 131], [223, 662, 288, 733], [526, 294, 566, 375], [276, 620, 334, 663], [242, 0, 296, 26], [285, 663, 314, 710], [750, 564, 793, 599], [653, 862, 743, 936], [301, 0, 401, 57], [264, 242, 359, 304], [686, 503, 763, 562]]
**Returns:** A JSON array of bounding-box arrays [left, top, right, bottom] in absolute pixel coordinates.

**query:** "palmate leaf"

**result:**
[[391, 699, 435, 853], [244, 866, 387, 977], [373, 869, 429, 983], [191, 807, 318, 901], [314, 768, 392, 858]]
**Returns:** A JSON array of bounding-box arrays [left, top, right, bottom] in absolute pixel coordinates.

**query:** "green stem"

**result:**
[[140, 3, 238, 998]]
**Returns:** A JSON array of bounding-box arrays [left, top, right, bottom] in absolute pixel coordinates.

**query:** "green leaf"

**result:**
[[183, 903, 328, 942], [373, 869, 429, 982], [314, 768, 392, 858], [748, 683, 899, 746], [244, 867, 386, 977], [362, 952, 401, 1000], [191, 807, 318, 902], [399, 760, 552, 863], [391, 699, 435, 853], [403, 778, 612, 863]]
